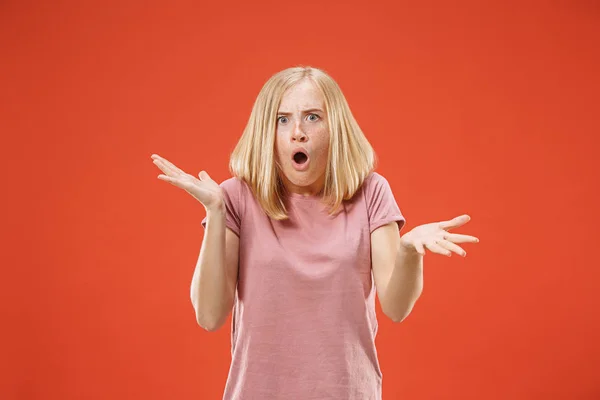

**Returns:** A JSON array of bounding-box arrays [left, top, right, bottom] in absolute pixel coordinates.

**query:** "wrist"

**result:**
[[399, 237, 421, 257], [206, 201, 225, 216]]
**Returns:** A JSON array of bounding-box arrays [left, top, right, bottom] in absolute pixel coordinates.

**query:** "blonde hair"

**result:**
[[229, 66, 376, 220]]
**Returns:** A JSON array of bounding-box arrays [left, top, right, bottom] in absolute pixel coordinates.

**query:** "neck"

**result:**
[[280, 174, 326, 197]]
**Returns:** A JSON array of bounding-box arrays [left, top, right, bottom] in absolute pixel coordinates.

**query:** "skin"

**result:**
[[151, 78, 480, 328], [151, 155, 238, 331], [275, 78, 330, 196], [270, 80, 480, 321], [371, 215, 479, 322]]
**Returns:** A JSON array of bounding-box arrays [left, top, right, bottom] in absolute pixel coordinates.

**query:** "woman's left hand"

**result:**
[[400, 214, 480, 257]]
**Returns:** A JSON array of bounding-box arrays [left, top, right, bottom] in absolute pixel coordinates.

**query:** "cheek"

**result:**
[[318, 145, 329, 164], [316, 131, 330, 159], [274, 134, 285, 156]]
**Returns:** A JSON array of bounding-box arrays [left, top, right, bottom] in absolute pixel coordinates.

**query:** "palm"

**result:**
[[400, 214, 479, 257], [151, 154, 223, 211]]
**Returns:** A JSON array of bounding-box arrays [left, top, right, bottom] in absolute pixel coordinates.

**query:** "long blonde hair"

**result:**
[[229, 66, 376, 220]]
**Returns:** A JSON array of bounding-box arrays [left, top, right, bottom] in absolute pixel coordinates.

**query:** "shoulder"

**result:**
[[218, 176, 253, 214], [219, 176, 253, 198], [220, 176, 244, 188], [361, 171, 393, 197], [360, 171, 405, 232], [220, 176, 244, 191], [365, 171, 389, 185]]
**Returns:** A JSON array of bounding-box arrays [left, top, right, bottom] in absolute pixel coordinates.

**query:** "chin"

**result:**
[[287, 174, 316, 187], [281, 169, 320, 188]]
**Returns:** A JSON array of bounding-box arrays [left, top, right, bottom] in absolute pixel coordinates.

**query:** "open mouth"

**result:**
[[291, 149, 310, 170], [293, 151, 308, 165]]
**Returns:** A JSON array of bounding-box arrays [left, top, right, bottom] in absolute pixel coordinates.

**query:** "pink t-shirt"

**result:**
[[201, 172, 405, 399]]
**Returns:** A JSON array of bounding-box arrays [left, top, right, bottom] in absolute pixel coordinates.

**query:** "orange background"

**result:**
[[2, 1, 599, 399]]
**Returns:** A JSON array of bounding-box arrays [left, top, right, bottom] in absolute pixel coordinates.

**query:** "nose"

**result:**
[[291, 124, 308, 142]]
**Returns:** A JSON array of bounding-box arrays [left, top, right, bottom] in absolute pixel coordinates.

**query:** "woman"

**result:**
[[151, 66, 479, 399]]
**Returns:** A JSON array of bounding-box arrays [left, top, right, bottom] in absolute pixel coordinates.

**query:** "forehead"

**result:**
[[278, 79, 325, 111]]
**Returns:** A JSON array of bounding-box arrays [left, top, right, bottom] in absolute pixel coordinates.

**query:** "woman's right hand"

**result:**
[[151, 154, 224, 212]]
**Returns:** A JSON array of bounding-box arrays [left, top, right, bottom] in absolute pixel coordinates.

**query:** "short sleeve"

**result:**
[[201, 177, 243, 236], [364, 172, 406, 233]]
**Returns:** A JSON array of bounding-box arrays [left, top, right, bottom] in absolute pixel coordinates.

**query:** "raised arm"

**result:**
[[151, 154, 240, 332]]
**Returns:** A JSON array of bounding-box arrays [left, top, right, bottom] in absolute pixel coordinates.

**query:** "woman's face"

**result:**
[[274, 79, 330, 196]]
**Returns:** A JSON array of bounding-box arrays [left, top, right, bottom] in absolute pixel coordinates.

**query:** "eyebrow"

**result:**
[[277, 108, 324, 116]]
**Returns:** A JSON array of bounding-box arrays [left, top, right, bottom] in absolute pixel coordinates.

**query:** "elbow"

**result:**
[[195, 312, 226, 332], [191, 299, 228, 332], [383, 301, 418, 324], [381, 303, 405, 323], [199, 319, 223, 332], [387, 311, 409, 323], [385, 291, 423, 323], [190, 288, 234, 332]]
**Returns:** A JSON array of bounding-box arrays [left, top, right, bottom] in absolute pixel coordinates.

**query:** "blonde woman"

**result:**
[[151, 66, 479, 399]]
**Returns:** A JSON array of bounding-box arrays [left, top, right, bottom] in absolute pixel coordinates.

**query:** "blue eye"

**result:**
[[308, 114, 320, 121], [277, 116, 288, 124]]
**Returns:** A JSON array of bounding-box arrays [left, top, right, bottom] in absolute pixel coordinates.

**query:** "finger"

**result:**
[[153, 158, 171, 173], [444, 233, 479, 244], [157, 174, 194, 191], [157, 174, 176, 183], [425, 241, 452, 257], [153, 156, 186, 175], [438, 240, 467, 257], [439, 214, 471, 231], [153, 159, 171, 175], [152, 154, 172, 166], [154, 159, 183, 177], [414, 240, 426, 256], [198, 170, 212, 181]]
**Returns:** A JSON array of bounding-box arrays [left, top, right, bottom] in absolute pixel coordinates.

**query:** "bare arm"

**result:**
[[371, 215, 479, 323], [371, 222, 424, 323], [191, 206, 240, 331], [150, 154, 240, 332]]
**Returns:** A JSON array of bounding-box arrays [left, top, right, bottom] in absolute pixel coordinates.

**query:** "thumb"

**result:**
[[198, 171, 211, 181]]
